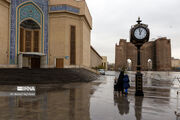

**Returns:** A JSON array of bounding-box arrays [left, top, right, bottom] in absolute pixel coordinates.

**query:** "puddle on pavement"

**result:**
[[0, 71, 179, 120]]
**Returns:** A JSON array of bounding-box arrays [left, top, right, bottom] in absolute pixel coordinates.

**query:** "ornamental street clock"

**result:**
[[130, 17, 150, 47], [130, 17, 150, 96]]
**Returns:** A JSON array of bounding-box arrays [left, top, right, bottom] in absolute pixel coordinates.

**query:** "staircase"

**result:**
[[0, 68, 98, 85]]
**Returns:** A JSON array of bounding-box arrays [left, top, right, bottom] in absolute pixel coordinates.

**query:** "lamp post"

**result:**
[[130, 17, 150, 96]]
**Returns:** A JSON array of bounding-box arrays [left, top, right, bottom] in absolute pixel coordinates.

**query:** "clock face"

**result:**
[[134, 27, 147, 40]]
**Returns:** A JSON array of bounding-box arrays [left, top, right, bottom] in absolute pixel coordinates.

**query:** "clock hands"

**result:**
[[134, 27, 147, 39], [139, 28, 142, 35]]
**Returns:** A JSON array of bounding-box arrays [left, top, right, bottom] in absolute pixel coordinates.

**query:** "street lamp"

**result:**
[[130, 17, 150, 96]]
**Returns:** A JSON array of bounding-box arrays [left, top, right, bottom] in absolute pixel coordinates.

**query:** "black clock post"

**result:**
[[130, 17, 150, 96]]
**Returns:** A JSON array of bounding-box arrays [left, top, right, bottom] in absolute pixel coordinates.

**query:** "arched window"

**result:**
[[20, 20, 40, 52]]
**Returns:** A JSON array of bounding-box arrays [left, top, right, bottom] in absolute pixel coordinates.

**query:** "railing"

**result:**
[[127, 71, 173, 81], [127, 71, 180, 87], [172, 77, 180, 86]]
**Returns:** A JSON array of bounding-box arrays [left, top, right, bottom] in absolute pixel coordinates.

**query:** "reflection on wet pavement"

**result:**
[[0, 71, 179, 120], [0, 83, 92, 120], [90, 71, 180, 120]]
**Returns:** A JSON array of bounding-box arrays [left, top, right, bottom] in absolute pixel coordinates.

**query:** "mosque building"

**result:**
[[0, 0, 103, 69]]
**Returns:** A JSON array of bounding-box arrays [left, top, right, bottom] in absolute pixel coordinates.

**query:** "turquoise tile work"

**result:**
[[10, 0, 48, 64], [20, 4, 42, 24], [50, 5, 80, 14]]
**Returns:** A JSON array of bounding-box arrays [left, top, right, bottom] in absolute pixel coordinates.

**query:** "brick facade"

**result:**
[[115, 37, 171, 71]]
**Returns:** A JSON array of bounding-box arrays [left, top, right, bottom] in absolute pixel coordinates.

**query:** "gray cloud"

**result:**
[[86, 0, 180, 63]]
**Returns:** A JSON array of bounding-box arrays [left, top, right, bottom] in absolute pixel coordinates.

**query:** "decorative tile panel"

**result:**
[[20, 4, 42, 24], [50, 5, 80, 14], [10, 0, 48, 64]]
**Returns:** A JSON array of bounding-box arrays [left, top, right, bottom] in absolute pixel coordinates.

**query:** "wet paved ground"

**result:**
[[91, 71, 180, 120], [0, 71, 180, 120]]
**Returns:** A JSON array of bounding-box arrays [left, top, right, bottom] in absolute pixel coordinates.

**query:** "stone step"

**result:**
[[0, 68, 98, 84]]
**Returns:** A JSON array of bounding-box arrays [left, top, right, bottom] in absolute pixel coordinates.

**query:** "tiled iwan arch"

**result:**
[[10, 0, 48, 64]]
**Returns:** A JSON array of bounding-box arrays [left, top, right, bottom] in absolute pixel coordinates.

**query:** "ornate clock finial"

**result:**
[[137, 17, 142, 24]]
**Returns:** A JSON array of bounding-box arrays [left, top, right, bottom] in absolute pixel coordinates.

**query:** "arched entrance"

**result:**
[[16, 2, 48, 69], [20, 19, 41, 68], [147, 59, 152, 71], [127, 59, 132, 71]]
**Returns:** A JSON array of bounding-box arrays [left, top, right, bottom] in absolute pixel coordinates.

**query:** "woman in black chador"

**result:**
[[115, 70, 124, 95]]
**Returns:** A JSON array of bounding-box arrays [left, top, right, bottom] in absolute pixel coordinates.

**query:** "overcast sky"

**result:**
[[86, 0, 180, 63]]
